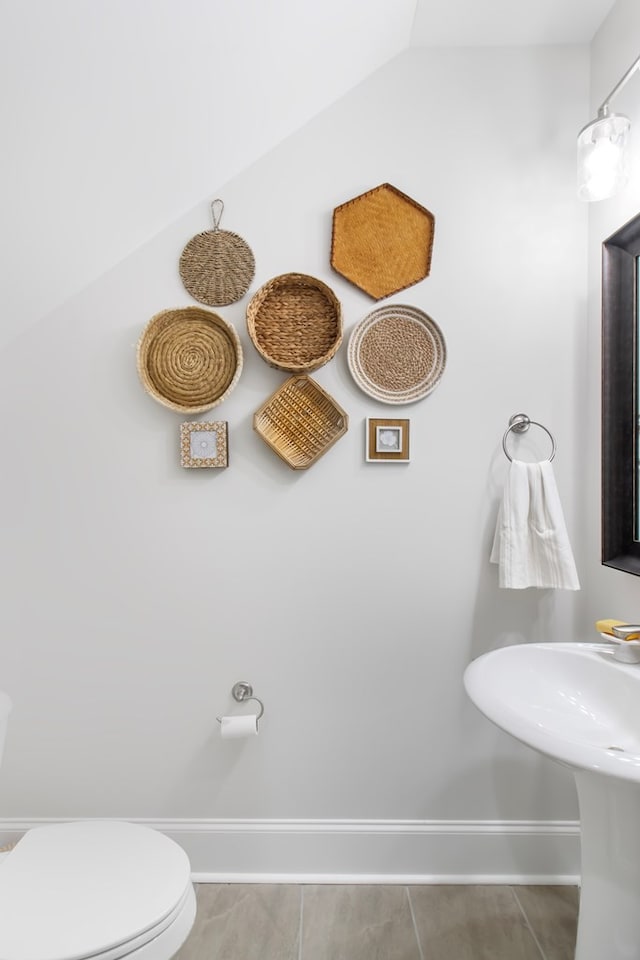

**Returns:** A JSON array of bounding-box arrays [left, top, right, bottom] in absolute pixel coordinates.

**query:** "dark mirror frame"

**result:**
[[602, 211, 640, 575]]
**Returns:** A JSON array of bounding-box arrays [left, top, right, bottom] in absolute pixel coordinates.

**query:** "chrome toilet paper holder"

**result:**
[[216, 681, 265, 725]]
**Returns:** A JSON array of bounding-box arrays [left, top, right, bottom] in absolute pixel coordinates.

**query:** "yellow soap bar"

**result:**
[[596, 619, 625, 635], [595, 619, 640, 640]]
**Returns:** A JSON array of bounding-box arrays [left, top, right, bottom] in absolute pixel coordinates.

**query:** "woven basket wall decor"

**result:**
[[179, 199, 255, 306], [137, 306, 243, 413], [348, 304, 446, 404], [253, 375, 348, 469], [246, 273, 343, 373], [331, 183, 435, 300]]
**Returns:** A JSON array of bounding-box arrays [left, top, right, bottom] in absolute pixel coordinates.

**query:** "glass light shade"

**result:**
[[577, 113, 630, 202]]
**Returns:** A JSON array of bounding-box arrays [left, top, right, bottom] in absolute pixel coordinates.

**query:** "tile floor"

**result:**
[[176, 883, 579, 960]]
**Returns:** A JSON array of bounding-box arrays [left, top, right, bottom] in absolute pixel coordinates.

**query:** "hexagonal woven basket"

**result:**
[[331, 183, 435, 300]]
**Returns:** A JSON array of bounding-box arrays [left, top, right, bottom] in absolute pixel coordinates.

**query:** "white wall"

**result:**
[[581, 0, 640, 637], [0, 43, 589, 877], [0, 0, 415, 346]]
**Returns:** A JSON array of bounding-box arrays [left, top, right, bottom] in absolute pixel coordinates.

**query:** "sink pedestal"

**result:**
[[463, 643, 640, 960], [575, 771, 640, 960]]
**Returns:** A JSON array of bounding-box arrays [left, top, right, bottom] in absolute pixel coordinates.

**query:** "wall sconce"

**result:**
[[577, 53, 640, 202]]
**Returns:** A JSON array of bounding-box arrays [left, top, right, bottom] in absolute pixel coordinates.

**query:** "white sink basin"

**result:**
[[464, 641, 640, 782], [464, 641, 640, 960]]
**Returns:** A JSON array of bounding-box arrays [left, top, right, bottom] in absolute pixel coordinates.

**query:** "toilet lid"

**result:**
[[0, 820, 192, 960]]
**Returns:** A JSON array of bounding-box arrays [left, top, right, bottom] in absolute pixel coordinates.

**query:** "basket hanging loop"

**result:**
[[211, 199, 224, 231]]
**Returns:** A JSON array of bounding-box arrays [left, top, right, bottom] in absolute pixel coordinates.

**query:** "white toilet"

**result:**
[[0, 692, 196, 960]]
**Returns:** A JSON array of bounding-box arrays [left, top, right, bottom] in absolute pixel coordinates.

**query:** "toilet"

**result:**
[[0, 693, 196, 960]]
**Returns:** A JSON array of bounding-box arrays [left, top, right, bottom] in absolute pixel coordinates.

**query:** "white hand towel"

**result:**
[[490, 459, 580, 590]]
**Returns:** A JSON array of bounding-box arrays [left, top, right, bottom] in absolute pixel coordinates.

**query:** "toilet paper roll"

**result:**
[[219, 715, 258, 739]]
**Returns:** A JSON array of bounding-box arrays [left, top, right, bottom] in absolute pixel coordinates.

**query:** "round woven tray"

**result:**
[[137, 307, 243, 413], [348, 304, 446, 404], [246, 273, 342, 373]]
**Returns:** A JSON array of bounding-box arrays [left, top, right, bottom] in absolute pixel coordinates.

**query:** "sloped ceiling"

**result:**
[[0, 0, 416, 340], [411, 0, 616, 46], [0, 0, 617, 341]]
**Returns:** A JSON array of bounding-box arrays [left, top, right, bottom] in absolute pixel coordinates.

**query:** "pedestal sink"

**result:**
[[464, 641, 640, 960]]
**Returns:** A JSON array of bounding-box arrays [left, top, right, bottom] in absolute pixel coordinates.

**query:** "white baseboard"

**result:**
[[0, 818, 581, 884]]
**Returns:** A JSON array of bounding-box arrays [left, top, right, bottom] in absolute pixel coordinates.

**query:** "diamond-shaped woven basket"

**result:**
[[254, 375, 348, 469]]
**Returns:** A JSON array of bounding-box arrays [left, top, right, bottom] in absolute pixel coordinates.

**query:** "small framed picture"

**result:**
[[180, 421, 228, 468], [366, 418, 410, 463]]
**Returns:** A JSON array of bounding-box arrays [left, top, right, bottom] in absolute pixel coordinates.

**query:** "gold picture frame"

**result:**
[[180, 421, 228, 468], [366, 418, 410, 463]]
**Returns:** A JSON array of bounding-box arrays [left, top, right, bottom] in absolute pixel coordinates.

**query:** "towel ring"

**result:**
[[502, 413, 556, 463]]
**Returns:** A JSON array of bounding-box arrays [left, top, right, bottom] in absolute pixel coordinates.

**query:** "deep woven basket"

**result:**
[[137, 306, 243, 413], [253, 375, 348, 469], [246, 273, 343, 373]]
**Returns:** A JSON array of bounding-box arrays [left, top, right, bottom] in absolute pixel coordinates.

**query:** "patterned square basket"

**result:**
[[253, 376, 348, 469]]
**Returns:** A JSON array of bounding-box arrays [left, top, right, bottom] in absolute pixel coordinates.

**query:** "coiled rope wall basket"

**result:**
[[136, 306, 243, 413]]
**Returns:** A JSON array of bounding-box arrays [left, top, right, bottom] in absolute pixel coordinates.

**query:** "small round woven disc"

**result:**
[[179, 230, 255, 306], [137, 307, 243, 413]]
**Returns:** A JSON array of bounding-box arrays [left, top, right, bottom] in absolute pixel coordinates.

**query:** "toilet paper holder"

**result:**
[[216, 681, 265, 725]]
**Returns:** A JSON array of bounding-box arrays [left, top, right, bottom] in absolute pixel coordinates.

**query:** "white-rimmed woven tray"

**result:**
[[348, 304, 446, 404]]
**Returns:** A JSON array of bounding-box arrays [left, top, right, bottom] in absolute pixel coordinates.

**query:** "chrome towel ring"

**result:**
[[502, 413, 556, 462]]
